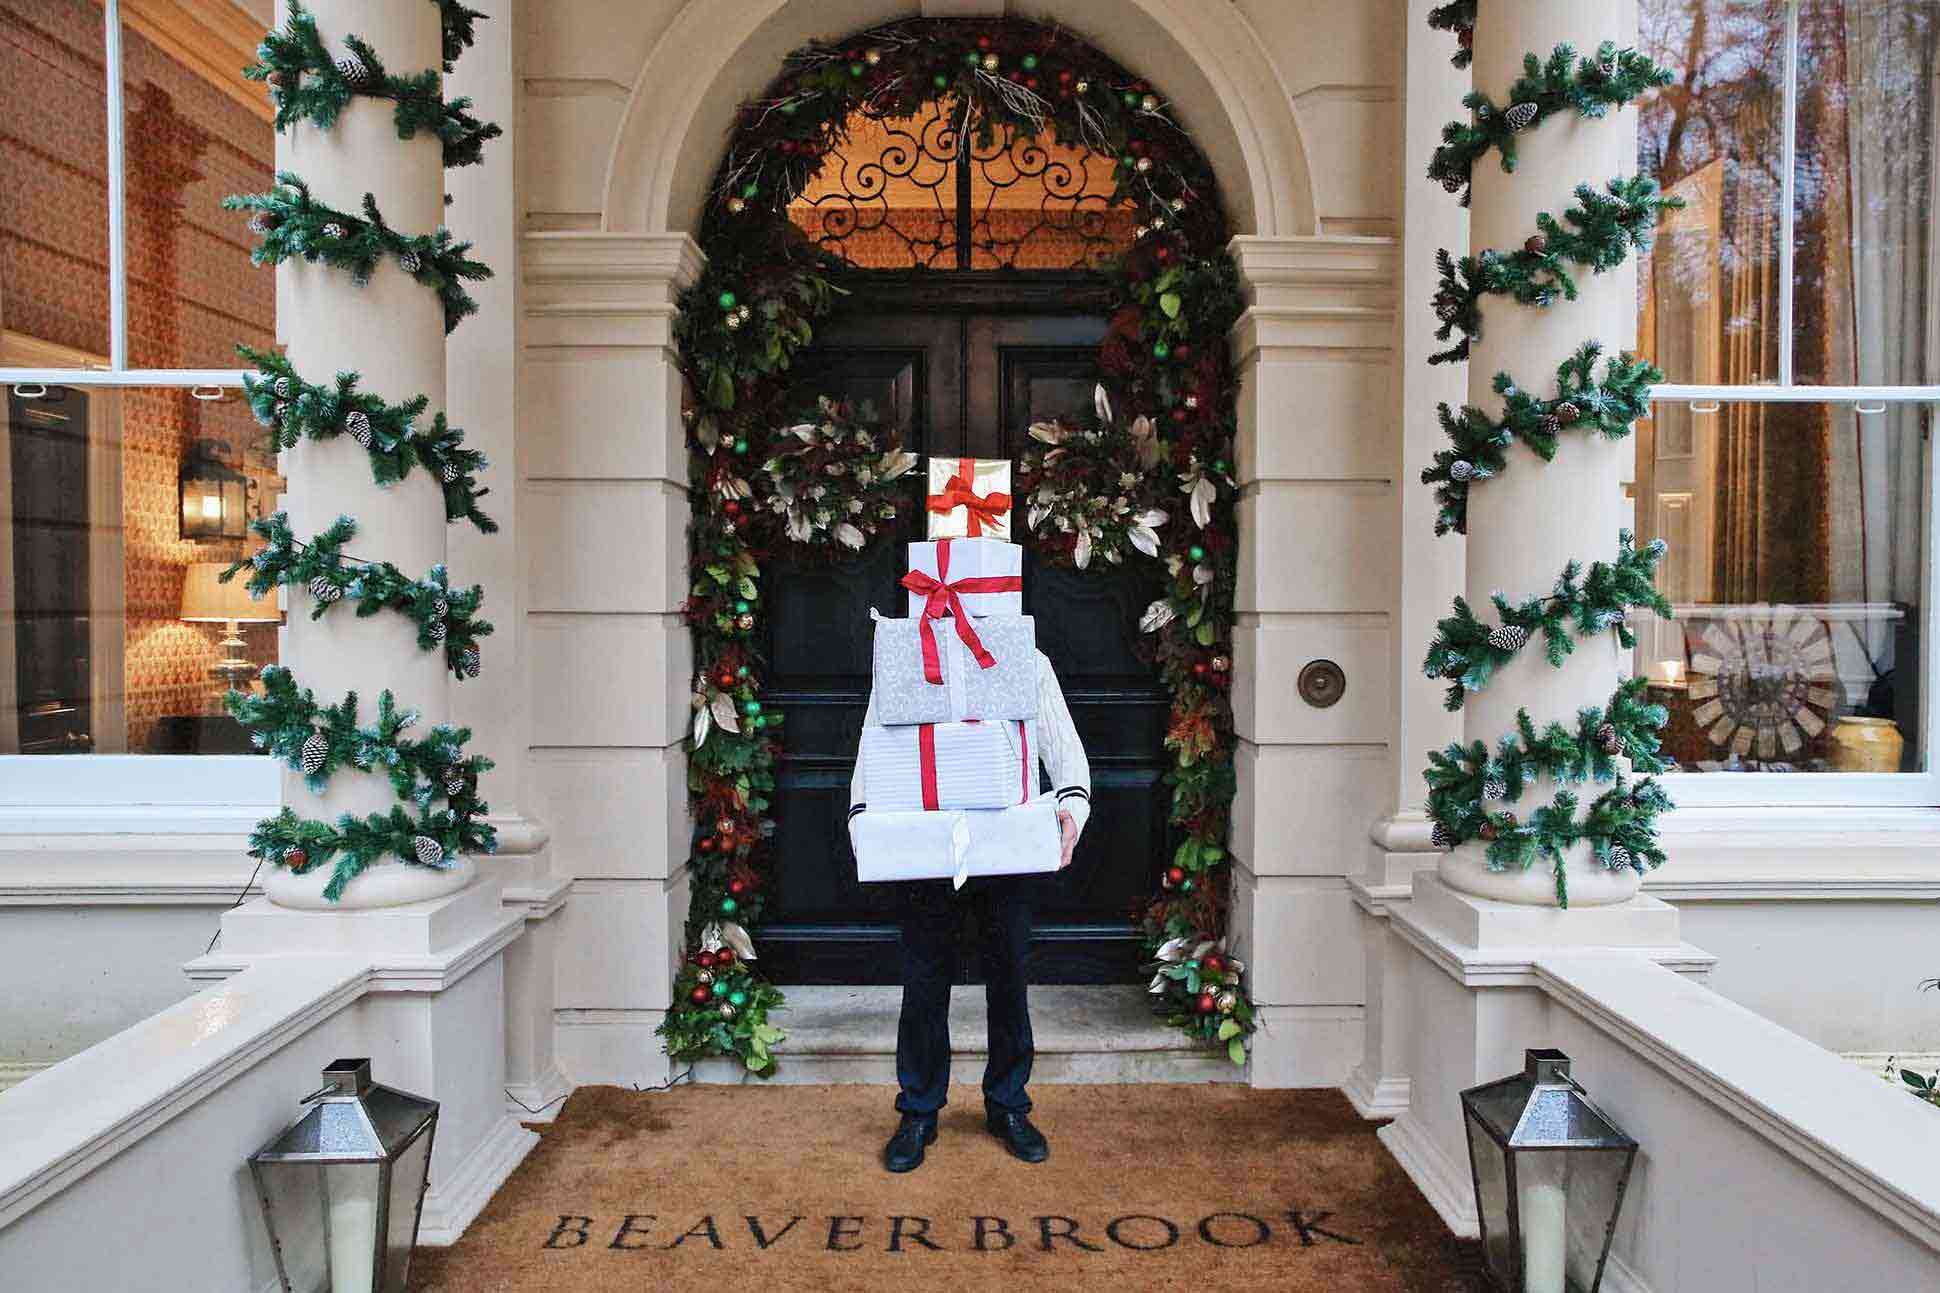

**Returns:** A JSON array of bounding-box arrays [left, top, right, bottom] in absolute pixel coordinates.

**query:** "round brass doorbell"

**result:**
[[1297, 659, 1347, 708]]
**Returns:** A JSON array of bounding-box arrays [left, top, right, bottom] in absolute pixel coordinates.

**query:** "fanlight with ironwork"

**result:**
[[787, 97, 1137, 270]]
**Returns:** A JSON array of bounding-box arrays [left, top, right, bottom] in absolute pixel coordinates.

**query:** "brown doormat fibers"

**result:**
[[410, 1083, 1481, 1292]]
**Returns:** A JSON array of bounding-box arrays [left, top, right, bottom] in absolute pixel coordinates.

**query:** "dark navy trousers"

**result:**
[[894, 877, 1034, 1119]]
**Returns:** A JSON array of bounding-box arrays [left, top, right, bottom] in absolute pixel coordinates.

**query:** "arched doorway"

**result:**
[[753, 81, 1175, 982]]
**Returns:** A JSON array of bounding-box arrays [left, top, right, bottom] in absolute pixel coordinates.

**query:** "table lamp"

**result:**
[[181, 560, 280, 706]]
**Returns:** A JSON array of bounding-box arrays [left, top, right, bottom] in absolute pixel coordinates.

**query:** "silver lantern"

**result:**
[[1460, 1048, 1638, 1293], [249, 1058, 438, 1293]]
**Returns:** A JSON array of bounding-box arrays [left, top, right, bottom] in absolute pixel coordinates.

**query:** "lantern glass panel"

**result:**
[[1465, 1112, 1515, 1283], [252, 1158, 328, 1293], [324, 1162, 384, 1292], [381, 1129, 433, 1293]]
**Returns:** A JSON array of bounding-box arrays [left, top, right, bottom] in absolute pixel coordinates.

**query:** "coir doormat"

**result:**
[[409, 1083, 1482, 1292]]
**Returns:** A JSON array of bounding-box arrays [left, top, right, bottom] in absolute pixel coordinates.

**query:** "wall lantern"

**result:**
[[180, 437, 248, 540], [250, 1058, 439, 1293], [1461, 1048, 1638, 1293]]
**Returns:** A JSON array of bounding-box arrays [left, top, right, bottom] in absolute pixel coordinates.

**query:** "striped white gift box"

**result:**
[[860, 718, 1034, 812]]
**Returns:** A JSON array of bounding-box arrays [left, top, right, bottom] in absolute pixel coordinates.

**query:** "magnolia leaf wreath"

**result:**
[[1419, 13, 1676, 905], [664, 16, 1249, 1075], [218, 1, 503, 901]]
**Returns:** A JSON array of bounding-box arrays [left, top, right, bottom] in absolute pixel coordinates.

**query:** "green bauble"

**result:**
[[1153, 341, 1170, 359], [1123, 91, 1138, 105], [742, 182, 758, 198], [733, 599, 751, 614], [736, 665, 750, 679], [1181, 878, 1196, 893], [850, 61, 864, 77], [742, 698, 762, 717], [933, 73, 948, 89], [1213, 459, 1230, 475], [720, 896, 738, 915], [732, 438, 749, 455], [728, 990, 748, 1007], [711, 979, 728, 997], [964, 52, 980, 66], [718, 291, 737, 310], [1021, 54, 1038, 70], [1188, 544, 1206, 562]]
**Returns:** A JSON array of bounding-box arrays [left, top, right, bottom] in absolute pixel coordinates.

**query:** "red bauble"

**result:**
[[729, 879, 747, 896], [1128, 139, 1146, 155], [697, 950, 717, 968], [1171, 407, 1188, 424], [690, 986, 710, 1005], [1058, 69, 1073, 84], [1203, 954, 1225, 975], [1166, 866, 1186, 885], [715, 948, 735, 966], [286, 848, 308, 872], [1173, 343, 1191, 361], [698, 836, 716, 853], [723, 500, 740, 516], [1196, 992, 1217, 1015], [976, 34, 992, 49], [1193, 662, 1208, 676]]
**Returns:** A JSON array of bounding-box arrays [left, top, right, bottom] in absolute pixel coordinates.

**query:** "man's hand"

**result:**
[[1057, 810, 1078, 870]]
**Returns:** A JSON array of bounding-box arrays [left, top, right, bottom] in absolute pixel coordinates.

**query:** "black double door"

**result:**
[[753, 274, 1170, 984]]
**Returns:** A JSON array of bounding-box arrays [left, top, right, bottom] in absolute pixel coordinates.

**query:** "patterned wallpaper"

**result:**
[[2, 0, 278, 751]]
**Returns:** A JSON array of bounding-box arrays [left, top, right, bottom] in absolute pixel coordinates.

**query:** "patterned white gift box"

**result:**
[[903, 538, 1023, 619], [870, 613, 1038, 726], [860, 718, 1035, 812], [923, 456, 1014, 540], [852, 798, 1061, 886]]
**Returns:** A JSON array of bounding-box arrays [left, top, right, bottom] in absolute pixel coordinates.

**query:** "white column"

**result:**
[[271, 0, 471, 908], [1440, 0, 1642, 907]]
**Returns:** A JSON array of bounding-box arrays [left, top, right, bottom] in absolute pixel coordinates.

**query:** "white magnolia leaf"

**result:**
[[1074, 529, 1093, 569], [718, 475, 753, 501], [1155, 936, 1191, 963], [878, 449, 917, 480], [1193, 563, 1213, 586], [1140, 599, 1176, 633], [1190, 476, 1217, 528], [834, 521, 866, 549], [720, 921, 757, 961], [691, 700, 712, 748], [695, 417, 719, 452], [1028, 420, 1067, 445], [1127, 524, 1160, 559], [1135, 508, 1168, 529], [1028, 504, 1050, 533], [786, 511, 812, 543], [788, 422, 817, 441], [1093, 383, 1113, 426], [710, 691, 740, 734], [700, 922, 725, 954], [1148, 972, 1168, 994]]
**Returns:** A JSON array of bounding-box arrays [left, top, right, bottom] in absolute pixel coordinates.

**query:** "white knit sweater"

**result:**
[[849, 649, 1092, 837]]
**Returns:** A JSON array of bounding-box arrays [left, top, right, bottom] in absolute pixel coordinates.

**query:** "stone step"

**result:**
[[689, 984, 1244, 1086]]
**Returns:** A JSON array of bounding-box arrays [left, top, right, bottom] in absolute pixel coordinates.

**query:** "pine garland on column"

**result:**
[[220, 0, 503, 903], [1420, 11, 1678, 907]]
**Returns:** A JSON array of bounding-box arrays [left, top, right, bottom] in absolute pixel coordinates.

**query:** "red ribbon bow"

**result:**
[[926, 456, 1012, 537], [897, 537, 1021, 686]]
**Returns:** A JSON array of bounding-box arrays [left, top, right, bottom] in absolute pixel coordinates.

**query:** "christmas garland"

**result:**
[[238, 347, 495, 533], [246, 0, 501, 168], [1426, 42, 1673, 202], [1429, 176, 1681, 364], [222, 6, 501, 901], [225, 172, 489, 334], [1422, 531, 1671, 710], [663, 16, 1249, 1074], [223, 512, 491, 678], [1419, 11, 1675, 906], [1424, 679, 1673, 906], [1423, 342, 1659, 535], [228, 665, 491, 809]]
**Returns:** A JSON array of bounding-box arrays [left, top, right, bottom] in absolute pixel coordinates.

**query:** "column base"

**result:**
[[264, 856, 478, 910]]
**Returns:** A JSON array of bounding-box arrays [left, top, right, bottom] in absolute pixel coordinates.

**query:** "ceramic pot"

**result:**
[[1829, 715, 1904, 773]]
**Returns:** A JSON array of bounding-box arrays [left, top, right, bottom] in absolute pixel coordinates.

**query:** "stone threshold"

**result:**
[[689, 984, 1242, 1085]]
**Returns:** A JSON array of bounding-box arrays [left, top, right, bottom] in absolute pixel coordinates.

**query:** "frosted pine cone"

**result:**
[[1487, 624, 1530, 652]]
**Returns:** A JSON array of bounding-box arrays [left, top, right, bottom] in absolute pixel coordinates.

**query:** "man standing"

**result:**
[[849, 647, 1090, 1172]]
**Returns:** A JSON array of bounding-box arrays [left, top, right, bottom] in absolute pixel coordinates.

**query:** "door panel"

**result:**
[[755, 292, 1167, 984]]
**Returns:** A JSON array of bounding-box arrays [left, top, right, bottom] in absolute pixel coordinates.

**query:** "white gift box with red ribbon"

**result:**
[[924, 456, 1013, 540], [903, 537, 1022, 619], [870, 612, 1037, 726], [860, 717, 1035, 812], [852, 798, 1061, 886]]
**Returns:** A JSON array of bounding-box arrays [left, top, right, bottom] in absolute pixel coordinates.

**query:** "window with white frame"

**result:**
[[1633, 0, 1938, 801], [1, 0, 277, 775]]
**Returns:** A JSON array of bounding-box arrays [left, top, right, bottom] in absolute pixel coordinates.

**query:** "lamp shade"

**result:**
[[180, 561, 279, 623]]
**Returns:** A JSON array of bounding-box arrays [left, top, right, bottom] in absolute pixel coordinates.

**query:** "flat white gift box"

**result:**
[[860, 718, 1035, 812], [903, 538, 1023, 619], [870, 613, 1038, 726], [852, 798, 1061, 886], [924, 456, 1013, 540]]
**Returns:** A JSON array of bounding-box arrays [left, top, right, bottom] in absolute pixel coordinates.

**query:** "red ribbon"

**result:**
[[926, 456, 1012, 537], [898, 537, 1021, 686]]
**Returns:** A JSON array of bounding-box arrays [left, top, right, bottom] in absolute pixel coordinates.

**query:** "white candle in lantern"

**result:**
[[328, 1193, 377, 1293], [1518, 1155, 1567, 1293]]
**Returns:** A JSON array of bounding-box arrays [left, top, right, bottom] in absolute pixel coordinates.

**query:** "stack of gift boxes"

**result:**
[[852, 457, 1063, 887]]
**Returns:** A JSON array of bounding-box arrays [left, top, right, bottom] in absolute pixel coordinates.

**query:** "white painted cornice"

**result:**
[[1227, 234, 1399, 359], [522, 231, 706, 294]]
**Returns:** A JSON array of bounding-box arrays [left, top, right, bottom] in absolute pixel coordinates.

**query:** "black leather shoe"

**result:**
[[985, 1110, 1048, 1163], [883, 1114, 937, 1173]]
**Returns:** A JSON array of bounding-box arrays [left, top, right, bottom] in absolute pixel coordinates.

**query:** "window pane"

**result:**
[[1637, 0, 1789, 386], [4, 382, 281, 755], [1, 0, 109, 368], [1631, 401, 1928, 772], [120, 5, 276, 369], [1791, 0, 1936, 386]]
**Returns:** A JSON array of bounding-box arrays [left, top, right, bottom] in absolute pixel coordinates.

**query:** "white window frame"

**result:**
[[0, 0, 267, 817], [1642, 0, 1940, 808]]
